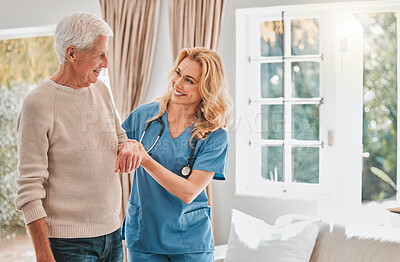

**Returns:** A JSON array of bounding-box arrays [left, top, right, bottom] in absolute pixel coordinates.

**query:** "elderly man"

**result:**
[[15, 12, 134, 262]]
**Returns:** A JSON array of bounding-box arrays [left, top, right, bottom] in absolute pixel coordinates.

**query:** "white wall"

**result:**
[[0, 0, 102, 29], [1, 0, 376, 246]]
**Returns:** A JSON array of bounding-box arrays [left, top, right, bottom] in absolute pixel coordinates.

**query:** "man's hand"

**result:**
[[115, 140, 144, 173], [27, 218, 56, 262]]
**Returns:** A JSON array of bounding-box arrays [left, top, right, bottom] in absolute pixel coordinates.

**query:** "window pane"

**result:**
[[292, 147, 319, 183], [358, 13, 397, 201], [292, 105, 319, 140], [261, 105, 283, 140], [0, 36, 56, 261], [260, 21, 283, 57], [261, 63, 283, 98], [291, 62, 319, 98], [291, 19, 319, 55], [261, 146, 283, 181]]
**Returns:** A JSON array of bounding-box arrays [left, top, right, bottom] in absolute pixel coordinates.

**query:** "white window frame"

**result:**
[[235, 1, 400, 207], [0, 25, 56, 40], [236, 5, 336, 200]]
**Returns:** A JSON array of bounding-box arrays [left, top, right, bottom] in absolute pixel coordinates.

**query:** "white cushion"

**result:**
[[275, 213, 320, 227], [214, 244, 228, 262], [225, 209, 321, 262]]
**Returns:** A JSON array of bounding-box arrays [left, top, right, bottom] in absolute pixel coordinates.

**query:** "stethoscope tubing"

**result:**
[[140, 116, 197, 176], [140, 118, 165, 154]]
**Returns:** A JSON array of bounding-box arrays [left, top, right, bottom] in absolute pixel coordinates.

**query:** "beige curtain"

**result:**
[[100, 0, 159, 120], [168, 0, 225, 58], [99, 0, 159, 259], [168, 0, 226, 239]]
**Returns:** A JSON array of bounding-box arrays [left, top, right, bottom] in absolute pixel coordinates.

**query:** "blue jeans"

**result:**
[[49, 228, 123, 262]]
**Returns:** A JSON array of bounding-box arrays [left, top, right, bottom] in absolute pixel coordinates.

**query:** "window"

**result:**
[[235, 1, 400, 211], [340, 10, 400, 208], [0, 29, 57, 261], [359, 13, 398, 202], [236, 6, 333, 198]]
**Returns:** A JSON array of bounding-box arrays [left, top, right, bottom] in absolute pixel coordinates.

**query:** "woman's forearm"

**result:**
[[141, 157, 213, 204]]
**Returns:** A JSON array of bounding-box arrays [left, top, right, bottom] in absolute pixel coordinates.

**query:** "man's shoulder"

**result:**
[[93, 79, 107, 89], [23, 79, 54, 109], [92, 79, 112, 97]]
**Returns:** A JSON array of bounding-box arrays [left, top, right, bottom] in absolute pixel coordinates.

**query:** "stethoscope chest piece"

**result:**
[[142, 114, 198, 177], [180, 165, 192, 177]]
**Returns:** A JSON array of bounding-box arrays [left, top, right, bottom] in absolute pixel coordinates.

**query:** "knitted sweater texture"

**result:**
[[15, 79, 127, 238]]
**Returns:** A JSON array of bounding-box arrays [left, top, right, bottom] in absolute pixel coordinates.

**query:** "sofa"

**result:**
[[214, 209, 400, 262]]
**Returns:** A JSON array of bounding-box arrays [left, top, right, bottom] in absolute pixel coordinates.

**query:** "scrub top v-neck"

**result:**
[[121, 102, 229, 254]]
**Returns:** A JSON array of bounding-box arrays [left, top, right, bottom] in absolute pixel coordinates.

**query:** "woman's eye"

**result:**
[[176, 71, 181, 76], [186, 79, 193, 84]]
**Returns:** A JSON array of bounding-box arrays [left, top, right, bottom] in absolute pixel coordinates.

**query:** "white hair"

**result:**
[[54, 12, 113, 64]]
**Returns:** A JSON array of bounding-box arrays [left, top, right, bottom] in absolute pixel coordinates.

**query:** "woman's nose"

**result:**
[[174, 76, 183, 87]]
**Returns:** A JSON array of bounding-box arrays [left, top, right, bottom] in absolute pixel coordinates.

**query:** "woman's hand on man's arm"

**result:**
[[115, 140, 146, 173]]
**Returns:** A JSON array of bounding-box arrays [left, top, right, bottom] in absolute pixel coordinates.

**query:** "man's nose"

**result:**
[[102, 54, 108, 68]]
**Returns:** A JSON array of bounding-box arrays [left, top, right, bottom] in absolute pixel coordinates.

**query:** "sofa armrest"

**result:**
[[214, 244, 228, 262]]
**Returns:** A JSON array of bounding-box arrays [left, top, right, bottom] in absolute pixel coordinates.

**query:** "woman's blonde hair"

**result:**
[[152, 47, 232, 143]]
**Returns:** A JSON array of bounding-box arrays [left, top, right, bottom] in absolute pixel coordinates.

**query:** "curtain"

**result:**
[[168, 0, 225, 58], [168, 0, 226, 239], [100, 0, 159, 120], [99, 0, 159, 260]]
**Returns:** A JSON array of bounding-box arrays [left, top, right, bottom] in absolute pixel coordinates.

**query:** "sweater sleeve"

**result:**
[[115, 108, 128, 146], [98, 80, 127, 146], [14, 89, 53, 224]]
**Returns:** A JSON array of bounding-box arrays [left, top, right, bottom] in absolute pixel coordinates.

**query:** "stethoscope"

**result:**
[[139, 117, 198, 177]]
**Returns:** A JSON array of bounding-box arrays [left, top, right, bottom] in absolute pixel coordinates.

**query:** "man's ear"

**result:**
[[66, 46, 77, 62]]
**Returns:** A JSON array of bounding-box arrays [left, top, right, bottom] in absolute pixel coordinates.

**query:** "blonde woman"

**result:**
[[116, 47, 232, 261]]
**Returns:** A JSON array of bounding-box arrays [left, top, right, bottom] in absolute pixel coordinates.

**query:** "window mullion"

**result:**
[[283, 76, 292, 190], [283, 12, 292, 191], [397, 10, 400, 200]]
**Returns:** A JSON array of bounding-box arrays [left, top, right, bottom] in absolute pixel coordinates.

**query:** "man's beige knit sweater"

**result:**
[[15, 79, 127, 238]]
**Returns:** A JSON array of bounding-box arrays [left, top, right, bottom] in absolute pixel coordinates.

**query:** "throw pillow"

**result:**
[[224, 209, 320, 262]]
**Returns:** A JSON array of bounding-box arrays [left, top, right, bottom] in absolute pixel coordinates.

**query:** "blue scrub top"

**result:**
[[121, 102, 229, 254]]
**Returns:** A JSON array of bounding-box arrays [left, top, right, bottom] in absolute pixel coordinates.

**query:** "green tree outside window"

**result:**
[[0, 36, 58, 239]]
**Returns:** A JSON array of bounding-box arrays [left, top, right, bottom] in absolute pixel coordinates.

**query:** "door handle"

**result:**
[[361, 152, 370, 158]]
